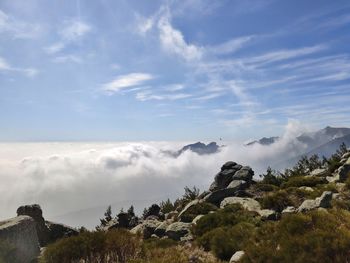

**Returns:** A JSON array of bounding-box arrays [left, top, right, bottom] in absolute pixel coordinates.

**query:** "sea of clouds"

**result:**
[[0, 121, 309, 228]]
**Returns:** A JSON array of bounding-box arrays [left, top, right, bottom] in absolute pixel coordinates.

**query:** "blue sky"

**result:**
[[0, 0, 349, 141]]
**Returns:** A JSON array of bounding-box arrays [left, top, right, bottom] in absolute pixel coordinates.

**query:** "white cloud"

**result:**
[[102, 73, 154, 93], [0, 121, 312, 228], [209, 36, 254, 55], [52, 55, 82, 64], [136, 90, 191, 101], [44, 42, 65, 54], [23, 68, 39, 78], [158, 13, 202, 61], [59, 19, 91, 41], [244, 45, 327, 66], [136, 15, 155, 35], [45, 19, 91, 57], [0, 9, 42, 39], [0, 56, 11, 70], [0, 56, 39, 77]]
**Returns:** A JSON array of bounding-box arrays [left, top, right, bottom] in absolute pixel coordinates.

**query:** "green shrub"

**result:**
[[197, 222, 255, 261], [259, 167, 286, 186], [0, 239, 18, 263], [282, 176, 326, 188], [130, 245, 220, 263], [41, 229, 142, 263], [159, 199, 175, 214], [180, 202, 218, 223], [254, 183, 279, 192], [261, 190, 293, 212], [143, 238, 177, 250], [193, 204, 259, 238], [242, 209, 350, 263]]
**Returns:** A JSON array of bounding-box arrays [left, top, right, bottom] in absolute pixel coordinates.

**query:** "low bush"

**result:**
[[0, 239, 17, 263], [197, 222, 255, 261], [180, 202, 218, 223], [130, 245, 220, 263], [242, 209, 350, 263], [193, 204, 259, 238], [254, 183, 279, 192], [261, 190, 293, 212], [282, 176, 327, 188], [41, 229, 142, 263]]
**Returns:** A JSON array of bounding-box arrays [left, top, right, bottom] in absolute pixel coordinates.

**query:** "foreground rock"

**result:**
[[17, 204, 78, 246], [297, 191, 333, 212], [0, 216, 40, 263]]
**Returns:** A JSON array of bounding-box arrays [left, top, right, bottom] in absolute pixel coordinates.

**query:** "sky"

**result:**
[[0, 0, 350, 141]]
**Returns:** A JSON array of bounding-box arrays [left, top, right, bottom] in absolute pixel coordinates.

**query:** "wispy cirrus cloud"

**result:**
[[0, 9, 42, 39], [0, 56, 39, 77], [102, 73, 154, 93], [135, 90, 191, 101], [44, 19, 91, 55], [157, 12, 203, 61], [208, 35, 254, 55]]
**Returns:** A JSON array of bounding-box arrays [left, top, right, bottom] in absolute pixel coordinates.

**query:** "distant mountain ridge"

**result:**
[[247, 126, 350, 169], [246, 137, 279, 146], [164, 142, 221, 157]]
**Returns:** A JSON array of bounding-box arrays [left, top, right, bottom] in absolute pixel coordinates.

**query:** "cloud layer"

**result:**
[[0, 121, 309, 228]]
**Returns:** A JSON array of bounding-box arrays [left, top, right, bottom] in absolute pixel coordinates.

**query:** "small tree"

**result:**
[[260, 167, 285, 186], [160, 199, 175, 214], [127, 205, 135, 217], [99, 205, 113, 227]]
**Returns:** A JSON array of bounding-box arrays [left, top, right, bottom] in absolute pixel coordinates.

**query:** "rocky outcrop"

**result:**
[[297, 191, 333, 212], [17, 204, 49, 246], [165, 222, 191, 241], [220, 197, 278, 220], [17, 204, 78, 246], [204, 162, 254, 205], [130, 219, 161, 239], [220, 197, 261, 211], [0, 216, 40, 263]]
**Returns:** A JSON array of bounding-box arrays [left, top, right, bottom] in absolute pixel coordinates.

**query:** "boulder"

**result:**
[[221, 161, 237, 170], [232, 166, 254, 181], [309, 168, 329, 177], [258, 209, 279, 220], [230, 251, 245, 263], [178, 199, 202, 220], [341, 152, 350, 160], [17, 204, 50, 246], [299, 186, 314, 192], [165, 222, 191, 241], [130, 220, 161, 239], [297, 191, 333, 212], [220, 197, 261, 211], [204, 188, 239, 205], [338, 164, 350, 182], [209, 162, 244, 191], [165, 211, 178, 220], [192, 215, 204, 225], [282, 206, 296, 214], [227, 180, 248, 190], [154, 220, 171, 237], [0, 216, 40, 263], [326, 174, 339, 183]]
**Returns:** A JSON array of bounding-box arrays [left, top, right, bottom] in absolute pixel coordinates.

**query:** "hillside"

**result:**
[[1, 145, 350, 262]]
